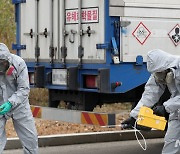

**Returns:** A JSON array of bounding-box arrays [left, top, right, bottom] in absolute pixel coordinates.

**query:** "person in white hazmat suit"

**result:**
[[122, 49, 180, 154], [0, 43, 38, 153]]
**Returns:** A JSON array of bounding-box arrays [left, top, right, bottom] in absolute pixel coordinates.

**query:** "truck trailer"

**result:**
[[12, 0, 180, 110]]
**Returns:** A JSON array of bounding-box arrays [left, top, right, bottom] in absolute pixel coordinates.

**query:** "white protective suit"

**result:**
[[130, 49, 180, 154], [0, 43, 38, 153]]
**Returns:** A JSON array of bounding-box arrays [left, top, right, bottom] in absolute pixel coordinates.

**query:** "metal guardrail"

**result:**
[[30, 105, 115, 126]]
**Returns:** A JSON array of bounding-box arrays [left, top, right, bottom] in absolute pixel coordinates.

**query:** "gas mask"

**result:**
[[0, 59, 9, 75], [153, 69, 174, 84]]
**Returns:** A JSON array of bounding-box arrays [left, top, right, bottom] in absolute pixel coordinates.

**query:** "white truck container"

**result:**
[[12, 0, 180, 110]]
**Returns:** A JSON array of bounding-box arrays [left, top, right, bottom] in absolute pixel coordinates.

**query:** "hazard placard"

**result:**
[[132, 22, 151, 45], [168, 24, 180, 46], [81, 112, 115, 126], [31, 106, 42, 118]]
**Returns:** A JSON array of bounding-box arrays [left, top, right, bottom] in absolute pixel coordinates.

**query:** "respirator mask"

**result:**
[[153, 69, 174, 84], [0, 59, 9, 75]]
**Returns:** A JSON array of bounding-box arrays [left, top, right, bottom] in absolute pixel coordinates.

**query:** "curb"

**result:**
[[5, 130, 165, 150]]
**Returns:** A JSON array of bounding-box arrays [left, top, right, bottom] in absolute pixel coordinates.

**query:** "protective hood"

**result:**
[[147, 49, 180, 73], [0, 43, 11, 61]]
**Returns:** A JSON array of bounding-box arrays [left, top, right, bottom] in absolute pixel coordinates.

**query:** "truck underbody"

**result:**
[[48, 84, 145, 111]]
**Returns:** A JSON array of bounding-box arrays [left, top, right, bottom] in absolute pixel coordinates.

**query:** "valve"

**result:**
[[86, 26, 95, 37], [39, 28, 49, 38], [24, 29, 35, 38]]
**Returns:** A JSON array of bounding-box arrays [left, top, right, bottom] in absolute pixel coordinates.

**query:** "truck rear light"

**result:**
[[85, 75, 98, 89], [29, 73, 35, 85]]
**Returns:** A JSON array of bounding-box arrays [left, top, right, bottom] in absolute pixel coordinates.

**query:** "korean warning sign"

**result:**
[[65, 7, 99, 24], [168, 24, 180, 46], [132, 22, 151, 45]]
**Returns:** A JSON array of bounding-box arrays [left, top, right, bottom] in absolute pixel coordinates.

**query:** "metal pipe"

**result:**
[[60, 0, 67, 68], [57, 0, 60, 61], [15, 3, 21, 56], [61, 0, 65, 47], [78, 0, 84, 68], [78, 0, 82, 45], [51, 0, 54, 45], [49, 0, 54, 64], [35, 0, 40, 64]]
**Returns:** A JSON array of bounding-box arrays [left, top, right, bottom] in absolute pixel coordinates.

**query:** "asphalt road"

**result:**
[[3, 138, 164, 154]]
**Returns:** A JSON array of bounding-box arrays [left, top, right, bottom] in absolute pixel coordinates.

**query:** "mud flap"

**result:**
[[98, 69, 110, 93], [34, 65, 45, 88]]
